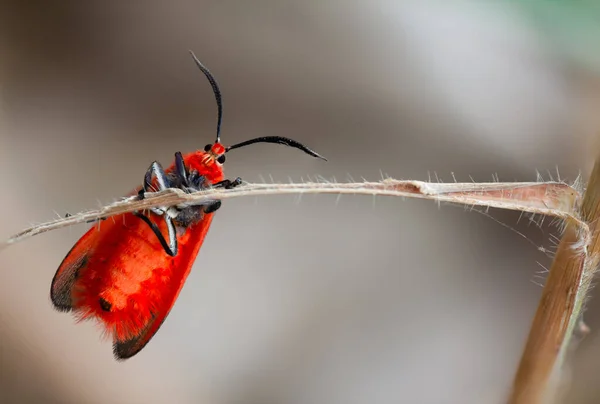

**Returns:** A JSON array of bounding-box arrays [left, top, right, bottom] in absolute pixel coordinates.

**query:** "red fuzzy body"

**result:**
[[51, 148, 225, 359]]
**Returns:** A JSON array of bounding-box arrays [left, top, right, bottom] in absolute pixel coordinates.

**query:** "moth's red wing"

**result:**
[[112, 213, 215, 360], [50, 226, 98, 312]]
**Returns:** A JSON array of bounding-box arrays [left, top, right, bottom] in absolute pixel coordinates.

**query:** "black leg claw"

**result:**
[[204, 200, 222, 214], [213, 177, 242, 190], [229, 177, 243, 189]]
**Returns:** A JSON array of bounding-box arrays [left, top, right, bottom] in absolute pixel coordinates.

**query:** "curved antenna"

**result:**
[[189, 50, 223, 143], [226, 136, 327, 161]]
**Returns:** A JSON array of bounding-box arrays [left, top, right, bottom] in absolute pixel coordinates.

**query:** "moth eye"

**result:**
[[204, 144, 212, 152], [217, 155, 226, 164]]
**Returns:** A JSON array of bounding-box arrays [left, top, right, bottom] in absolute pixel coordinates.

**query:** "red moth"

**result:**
[[51, 51, 325, 360]]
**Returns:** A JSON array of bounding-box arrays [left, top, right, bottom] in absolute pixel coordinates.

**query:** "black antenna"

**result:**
[[189, 50, 223, 143], [226, 136, 327, 161], [189, 51, 326, 162]]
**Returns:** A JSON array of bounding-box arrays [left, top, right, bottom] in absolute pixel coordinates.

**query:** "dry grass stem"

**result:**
[[1, 175, 595, 403], [509, 160, 600, 404], [1, 178, 582, 249]]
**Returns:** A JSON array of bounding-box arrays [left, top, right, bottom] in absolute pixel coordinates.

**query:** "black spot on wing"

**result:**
[[99, 297, 112, 312], [50, 254, 88, 312]]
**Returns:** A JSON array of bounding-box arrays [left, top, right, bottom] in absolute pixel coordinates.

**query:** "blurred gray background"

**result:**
[[1, 1, 600, 403]]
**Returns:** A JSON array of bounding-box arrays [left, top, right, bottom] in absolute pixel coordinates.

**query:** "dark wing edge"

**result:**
[[113, 213, 216, 360], [50, 228, 95, 312], [112, 267, 193, 360], [113, 312, 167, 360]]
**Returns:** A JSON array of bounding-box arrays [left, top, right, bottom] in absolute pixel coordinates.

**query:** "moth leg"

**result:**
[[174, 151, 189, 187], [204, 200, 222, 214], [137, 160, 172, 216], [163, 215, 178, 256], [201, 177, 240, 214], [213, 177, 243, 190], [138, 161, 171, 202], [133, 212, 178, 256], [185, 171, 207, 192], [133, 161, 178, 255]]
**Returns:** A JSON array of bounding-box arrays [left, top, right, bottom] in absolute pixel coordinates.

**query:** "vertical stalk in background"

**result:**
[[509, 157, 600, 404]]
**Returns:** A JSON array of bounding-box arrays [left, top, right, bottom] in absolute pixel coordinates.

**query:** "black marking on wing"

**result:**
[[50, 253, 89, 312], [113, 312, 169, 360], [99, 297, 112, 312]]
